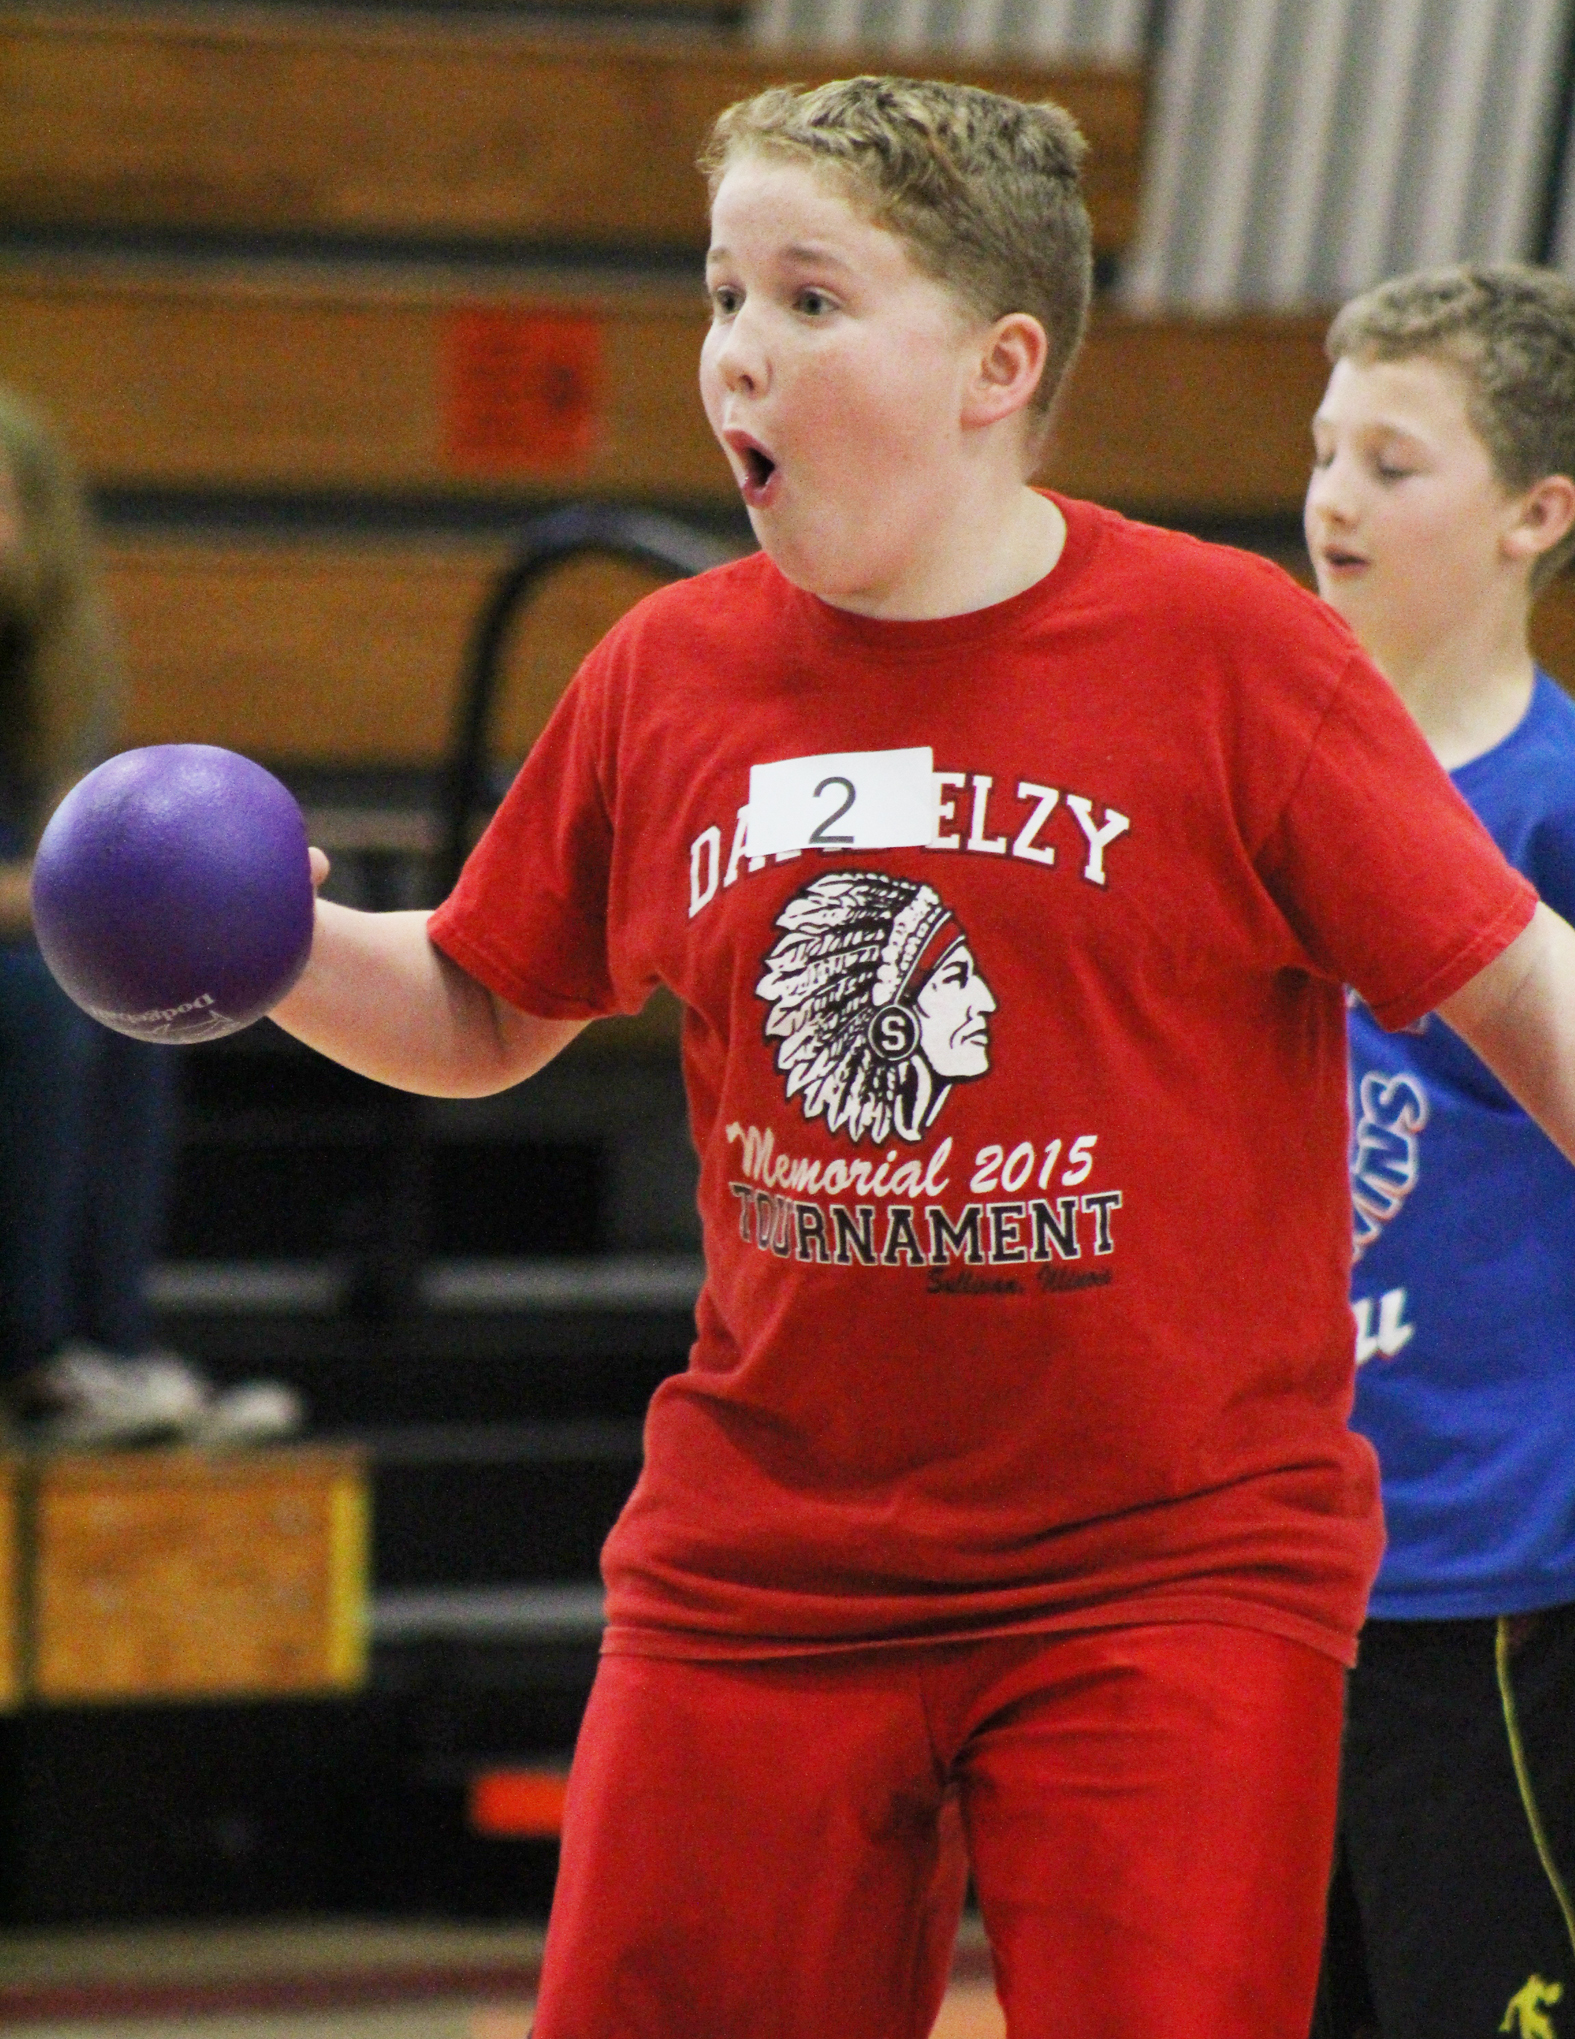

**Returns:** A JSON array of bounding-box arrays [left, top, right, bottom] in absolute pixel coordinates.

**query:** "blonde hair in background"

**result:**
[[0, 384, 123, 838], [699, 75, 1093, 418], [1327, 264, 1575, 590]]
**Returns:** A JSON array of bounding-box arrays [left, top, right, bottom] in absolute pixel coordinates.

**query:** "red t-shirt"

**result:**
[[430, 496, 1535, 1667]]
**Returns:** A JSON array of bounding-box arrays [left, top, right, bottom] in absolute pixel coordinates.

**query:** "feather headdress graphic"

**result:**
[[755, 872, 996, 1145]]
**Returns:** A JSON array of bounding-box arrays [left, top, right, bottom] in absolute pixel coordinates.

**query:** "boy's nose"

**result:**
[[1306, 459, 1354, 526], [715, 310, 768, 395]]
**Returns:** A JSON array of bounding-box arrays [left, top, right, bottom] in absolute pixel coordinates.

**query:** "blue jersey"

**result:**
[[1349, 672, 1575, 1618]]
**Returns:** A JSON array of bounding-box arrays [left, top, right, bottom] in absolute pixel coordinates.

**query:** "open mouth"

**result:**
[[725, 430, 780, 507]]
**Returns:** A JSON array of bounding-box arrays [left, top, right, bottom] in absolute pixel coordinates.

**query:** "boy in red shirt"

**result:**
[[273, 80, 1575, 2038]]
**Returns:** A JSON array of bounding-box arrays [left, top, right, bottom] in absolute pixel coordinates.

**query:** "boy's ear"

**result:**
[[1506, 473, 1575, 564], [964, 312, 1048, 430]]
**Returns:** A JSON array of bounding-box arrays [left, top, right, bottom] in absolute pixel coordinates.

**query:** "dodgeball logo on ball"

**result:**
[[755, 872, 996, 1145]]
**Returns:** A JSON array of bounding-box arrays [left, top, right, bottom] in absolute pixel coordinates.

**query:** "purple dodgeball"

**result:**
[[31, 745, 315, 1044]]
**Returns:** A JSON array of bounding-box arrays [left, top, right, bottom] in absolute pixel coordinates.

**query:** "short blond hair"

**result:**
[[1327, 264, 1575, 588], [699, 75, 1092, 418]]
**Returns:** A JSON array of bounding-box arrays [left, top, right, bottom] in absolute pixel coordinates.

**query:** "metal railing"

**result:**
[[437, 504, 735, 899]]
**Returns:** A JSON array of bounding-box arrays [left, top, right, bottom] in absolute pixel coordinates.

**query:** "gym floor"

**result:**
[[0, 1917, 1007, 2038]]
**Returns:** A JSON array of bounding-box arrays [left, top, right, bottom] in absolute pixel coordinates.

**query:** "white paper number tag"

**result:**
[[744, 747, 938, 857]]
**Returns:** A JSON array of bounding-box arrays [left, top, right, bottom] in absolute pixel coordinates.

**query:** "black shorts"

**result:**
[[1313, 1605, 1575, 2039]]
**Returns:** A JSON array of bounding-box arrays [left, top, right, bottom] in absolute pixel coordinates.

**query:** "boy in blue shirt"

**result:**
[[1306, 264, 1575, 2039]]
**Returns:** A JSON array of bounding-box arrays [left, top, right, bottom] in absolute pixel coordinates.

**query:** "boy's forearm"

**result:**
[[270, 902, 586, 1096], [1438, 903, 1575, 1166]]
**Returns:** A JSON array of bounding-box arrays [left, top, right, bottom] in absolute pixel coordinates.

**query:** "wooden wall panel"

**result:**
[[1, 266, 1339, 517], [1533, 579, 1575, 696], [0, 266, 726, 498], [103, 539, 674, 762], [527, 0, 745, 13], [1046, 313, 1332, 518], [0, 11, 1144, 254], [101, 527, 1575, 772]]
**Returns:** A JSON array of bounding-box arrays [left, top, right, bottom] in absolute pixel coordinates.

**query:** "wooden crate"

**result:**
[[0, 1454, 19, 1710], [29, 1446, 368, 1703]]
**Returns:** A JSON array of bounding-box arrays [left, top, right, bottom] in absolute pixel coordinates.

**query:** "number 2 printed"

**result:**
[[808, 775, 857, 847]]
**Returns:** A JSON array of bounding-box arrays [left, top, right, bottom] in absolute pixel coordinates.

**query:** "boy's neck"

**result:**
[[818, 482, 1066, 622], [1374, 601, 1537, 773]]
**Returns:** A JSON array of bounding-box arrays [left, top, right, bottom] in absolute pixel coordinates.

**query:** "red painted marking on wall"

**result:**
[[443, 309, 603, 471]]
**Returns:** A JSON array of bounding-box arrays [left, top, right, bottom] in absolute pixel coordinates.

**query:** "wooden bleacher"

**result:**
[[2, 259, 1564, 750], [7, 7, 1569, 748], [102, 536, 669, 761], [0, 5, 1152, 763], [96, 517, 1575, 761], [0, 260, 721, 498], [0, 261, 1343, 759], [0, 9, 1144, 256], [0, 260, 1332, 510]]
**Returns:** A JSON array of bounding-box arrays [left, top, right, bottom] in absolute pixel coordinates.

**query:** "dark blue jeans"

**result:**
[[0, 939, 178, 1382]]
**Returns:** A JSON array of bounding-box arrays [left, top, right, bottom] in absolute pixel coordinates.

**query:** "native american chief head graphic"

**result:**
[[755, 872, 997, 1145]]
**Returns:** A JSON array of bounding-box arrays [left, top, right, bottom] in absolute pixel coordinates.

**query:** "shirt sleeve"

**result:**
[[1254, 649, 1537, 1031], [428, 644, 651, 1021]]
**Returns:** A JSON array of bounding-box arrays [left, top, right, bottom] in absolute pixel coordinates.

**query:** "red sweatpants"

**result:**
[[532, 1621, 1344, 2039]]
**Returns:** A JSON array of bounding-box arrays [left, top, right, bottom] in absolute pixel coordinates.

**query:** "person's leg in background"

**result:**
[[0, 937, 96, 1393], [953, 1622, 1344, 2039], [70, 1027, 179, 1357], [0, 952, 212, 1443], [1309, 1833, 1378, 2039], [1339, 1612, 1575, 2039], [1496, 1607, 1575, 2034], [66, 1022, 303, 1446]]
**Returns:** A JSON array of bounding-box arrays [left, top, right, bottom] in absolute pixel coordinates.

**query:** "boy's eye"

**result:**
[[795, 289, 833, 317], [1375, 462, 1413, 481], [710, 285, 742, 316]]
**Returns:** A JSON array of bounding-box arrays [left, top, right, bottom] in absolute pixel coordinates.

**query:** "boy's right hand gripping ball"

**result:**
[[31, 744, 315, 1043]]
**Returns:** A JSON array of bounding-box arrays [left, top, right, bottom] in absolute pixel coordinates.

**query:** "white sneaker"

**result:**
[[188, 1380, 304, 1449], [34, 1343, 211, 1447]]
